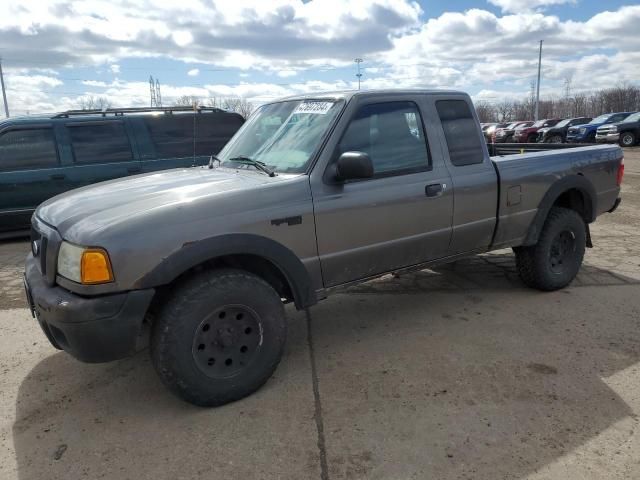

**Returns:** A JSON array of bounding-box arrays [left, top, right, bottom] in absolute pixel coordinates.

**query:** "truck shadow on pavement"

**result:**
[[11, 253, 640, 480]]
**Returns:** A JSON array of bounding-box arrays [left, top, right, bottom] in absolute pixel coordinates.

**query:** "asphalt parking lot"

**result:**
[[1, 149, 640, 480]]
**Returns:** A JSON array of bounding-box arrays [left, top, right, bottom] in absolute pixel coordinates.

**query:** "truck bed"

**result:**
[[490, 144, 623, 248]]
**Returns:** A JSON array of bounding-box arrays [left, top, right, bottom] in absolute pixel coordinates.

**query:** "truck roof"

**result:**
[[276, 88, 468, 103]]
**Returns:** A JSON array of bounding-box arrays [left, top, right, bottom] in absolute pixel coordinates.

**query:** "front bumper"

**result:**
[[596, 133, 620, 143], [24, 254, 154, 363]]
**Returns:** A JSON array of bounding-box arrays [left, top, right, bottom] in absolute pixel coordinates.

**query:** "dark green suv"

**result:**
[[0, 106, 244, 237]]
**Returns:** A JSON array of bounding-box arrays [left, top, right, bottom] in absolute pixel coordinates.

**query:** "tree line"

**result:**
[[474, 84, 640, 123]]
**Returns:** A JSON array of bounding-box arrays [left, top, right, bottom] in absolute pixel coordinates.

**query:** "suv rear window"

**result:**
[[0, 128, 58, 171], [69, 122, 133, 164], [436, 100, 484, 166]]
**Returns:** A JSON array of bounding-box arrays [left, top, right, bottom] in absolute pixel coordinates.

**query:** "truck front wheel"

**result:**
[[151, 268, 287, 406], [514, 207, 586, 291]]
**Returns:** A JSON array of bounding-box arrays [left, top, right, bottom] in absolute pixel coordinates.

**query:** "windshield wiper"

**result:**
[[229, 156, 276, 177]]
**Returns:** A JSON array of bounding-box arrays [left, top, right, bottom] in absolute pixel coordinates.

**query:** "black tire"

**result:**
[[514, 207, 586, 291], [151, 268, 286, 407], [527, 134, 537, 143], [548, 134, 563, 144], [620, 131, 636, 147]]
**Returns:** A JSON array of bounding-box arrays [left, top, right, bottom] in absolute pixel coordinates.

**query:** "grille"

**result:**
[[30, 226, 47, 275]]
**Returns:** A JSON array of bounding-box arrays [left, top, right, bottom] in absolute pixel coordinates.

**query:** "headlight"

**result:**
[[57, 241, 114, 284], [610, 126, 618, 132], [580, 128, 587, 134]]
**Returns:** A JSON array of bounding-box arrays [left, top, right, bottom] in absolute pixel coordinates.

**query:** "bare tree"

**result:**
[[174, 95, 202, 107], [79, 95, 112, 110], [473, 101, 496, 123], [221, 97, 255, 119]]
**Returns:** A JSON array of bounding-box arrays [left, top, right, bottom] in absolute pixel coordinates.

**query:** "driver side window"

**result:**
[[338, 102, 430, 177]]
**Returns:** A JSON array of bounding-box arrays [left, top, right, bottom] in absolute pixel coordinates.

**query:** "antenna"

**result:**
[[155, 79, 162, 107]]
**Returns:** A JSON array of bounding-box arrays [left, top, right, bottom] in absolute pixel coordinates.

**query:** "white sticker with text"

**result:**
[[293, 101, 334, 115]]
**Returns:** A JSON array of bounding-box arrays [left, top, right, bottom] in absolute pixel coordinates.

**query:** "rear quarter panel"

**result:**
[[491, 145, 622, 248]]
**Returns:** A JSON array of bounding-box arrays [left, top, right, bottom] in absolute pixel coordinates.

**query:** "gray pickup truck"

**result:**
[[24, 90, 624, 406]]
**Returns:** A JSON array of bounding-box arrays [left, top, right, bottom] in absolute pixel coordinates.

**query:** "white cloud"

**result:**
[[277, 70, 297, 78], [187, 68, 200, 76], [110, 64, 121, 74], [488, 0, 576, 14]]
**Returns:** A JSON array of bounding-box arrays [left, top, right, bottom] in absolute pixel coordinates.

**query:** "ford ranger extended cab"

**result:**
[[24, 90, 624, 406]]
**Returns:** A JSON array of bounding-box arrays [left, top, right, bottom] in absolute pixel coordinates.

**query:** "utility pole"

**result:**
[[149, 75, 157, 107], [0, 57, 9, 118], [155, 79, 162, 107], [354, 58, 363, 90], [534, 40, 543, 121]]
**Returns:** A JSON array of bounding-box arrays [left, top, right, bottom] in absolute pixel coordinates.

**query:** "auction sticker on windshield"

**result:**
[[294, 101, 334, 115]]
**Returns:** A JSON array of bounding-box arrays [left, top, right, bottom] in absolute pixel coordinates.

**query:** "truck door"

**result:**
[[311, 99, 454, 288], [433, 98, 498, 254]]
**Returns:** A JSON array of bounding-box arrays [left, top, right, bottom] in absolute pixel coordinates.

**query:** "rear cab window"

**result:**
[[436, 99, 484, 167], [0, 127, 59, 171]]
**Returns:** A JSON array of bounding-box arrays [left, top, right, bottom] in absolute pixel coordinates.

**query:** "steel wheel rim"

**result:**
[[192, 304, 263, 378], [549, 230, 576, 274], [622, 134, 633, 146]]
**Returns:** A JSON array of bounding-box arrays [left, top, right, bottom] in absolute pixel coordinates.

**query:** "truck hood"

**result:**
[[37, 167, 290, 237]]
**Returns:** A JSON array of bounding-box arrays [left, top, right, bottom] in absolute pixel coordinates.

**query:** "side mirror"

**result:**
[[334, 151, 374, 181]]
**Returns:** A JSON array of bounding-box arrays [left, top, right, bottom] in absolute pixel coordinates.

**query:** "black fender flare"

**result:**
[[522, 174, 597, 246], [135, 233, 316, 309]]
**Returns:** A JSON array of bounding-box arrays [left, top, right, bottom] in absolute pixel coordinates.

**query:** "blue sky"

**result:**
[[1, 0, 639, 115]]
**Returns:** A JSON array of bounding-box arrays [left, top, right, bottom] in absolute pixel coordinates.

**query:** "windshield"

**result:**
[[218, 99, 344, 174], [555, 119, 571, 128], [623, 112, 640, 123], [589, 115, 610, 124], [532, 120, 547, 127]]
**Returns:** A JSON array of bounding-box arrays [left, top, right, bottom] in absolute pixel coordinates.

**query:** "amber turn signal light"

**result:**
[[81, 249, 114, 284]]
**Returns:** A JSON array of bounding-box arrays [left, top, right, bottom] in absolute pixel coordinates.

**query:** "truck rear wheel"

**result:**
[[514, 207, 586, 291], [151, 268, 287, 406]]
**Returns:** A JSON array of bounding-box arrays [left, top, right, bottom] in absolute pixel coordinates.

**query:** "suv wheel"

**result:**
[[527, 134, 538, 143], [548, 134, 563, 144], [620, 132, 636, 147], [514, 207, 586, 291], [151, 268, 287, 406]]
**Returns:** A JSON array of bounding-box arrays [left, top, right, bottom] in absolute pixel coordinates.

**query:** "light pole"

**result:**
[[535, 40, 543, 121], [354, 58, 363, 90]]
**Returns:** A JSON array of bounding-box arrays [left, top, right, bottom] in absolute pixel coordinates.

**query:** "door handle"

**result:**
[[50, 174, 66, 181], [425, 183, 444, 197]]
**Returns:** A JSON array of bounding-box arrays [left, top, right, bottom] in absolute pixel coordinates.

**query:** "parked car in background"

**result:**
[[0, 106, 245, 237], [537, 117, 592, 143], [567, 112, 634, 143], [483, 122, 509, 142], [513, 119, 562, 143], [494, 121, 533, 143], [596, 112, 640, 147]]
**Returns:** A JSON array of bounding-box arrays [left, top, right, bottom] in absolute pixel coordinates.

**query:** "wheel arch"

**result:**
[[522, 174, 597, 247], [134, 233, 316, 310]]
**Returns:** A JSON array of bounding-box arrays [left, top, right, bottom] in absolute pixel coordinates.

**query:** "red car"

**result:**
[[513, 119, 562, 143]]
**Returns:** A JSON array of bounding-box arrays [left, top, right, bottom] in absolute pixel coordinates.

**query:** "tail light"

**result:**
[[617, 158, 625, 186]]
